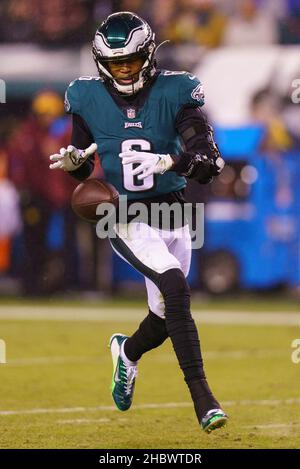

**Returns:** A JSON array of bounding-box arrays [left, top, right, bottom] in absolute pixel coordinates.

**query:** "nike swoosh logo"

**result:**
[[114, 361, 121, 383]]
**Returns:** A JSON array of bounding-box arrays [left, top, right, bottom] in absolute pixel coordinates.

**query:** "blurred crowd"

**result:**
[[0, 91, 112, 297], [0, 0, 300, 48]]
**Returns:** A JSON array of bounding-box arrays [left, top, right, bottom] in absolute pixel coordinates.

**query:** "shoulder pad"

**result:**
[[64, 76, 103, 114], [160, 70, 205, 107]]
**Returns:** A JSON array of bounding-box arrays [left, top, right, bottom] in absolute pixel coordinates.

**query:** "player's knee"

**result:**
[[147, 310, 168, 344], [159, 268, 190, 296], [159, 268, 190, 315]]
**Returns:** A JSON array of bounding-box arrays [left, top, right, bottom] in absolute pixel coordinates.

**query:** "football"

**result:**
[[71, 178, 119, 223]]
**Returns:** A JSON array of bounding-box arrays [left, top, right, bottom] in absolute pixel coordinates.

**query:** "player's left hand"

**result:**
[[119, 150, 174, 180]]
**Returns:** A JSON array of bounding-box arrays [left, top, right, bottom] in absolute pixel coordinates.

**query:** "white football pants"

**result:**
[[110, 222, 191, 318]]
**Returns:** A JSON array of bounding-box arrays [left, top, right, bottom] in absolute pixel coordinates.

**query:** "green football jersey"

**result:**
[[65, 71, 205, 200]]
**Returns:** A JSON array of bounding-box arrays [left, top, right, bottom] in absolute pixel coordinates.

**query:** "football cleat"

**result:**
[[109, 333, 138, 411], [201, 408, 228, 433]]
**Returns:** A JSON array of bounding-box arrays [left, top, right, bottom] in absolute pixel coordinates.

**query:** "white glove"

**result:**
[[215, 157, 225, 173], [49, 143, 97, 171], [119, 150, 173, 180]]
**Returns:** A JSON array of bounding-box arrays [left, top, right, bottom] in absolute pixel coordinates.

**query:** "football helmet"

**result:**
[[92, 11, 156, 95]]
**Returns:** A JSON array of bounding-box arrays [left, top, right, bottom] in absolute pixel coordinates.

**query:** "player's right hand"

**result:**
[[49, 143, 97, 171]]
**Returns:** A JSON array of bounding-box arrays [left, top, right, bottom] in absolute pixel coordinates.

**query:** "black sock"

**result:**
[[159, 268, 220, 422], [124, 310, 168, 362]]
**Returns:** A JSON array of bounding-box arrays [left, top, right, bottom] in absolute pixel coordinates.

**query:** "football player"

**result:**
[[50, 11, 227, 433]]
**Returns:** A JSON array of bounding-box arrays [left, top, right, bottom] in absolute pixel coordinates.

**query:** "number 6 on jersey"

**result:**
[[121, 139, 154, 191]]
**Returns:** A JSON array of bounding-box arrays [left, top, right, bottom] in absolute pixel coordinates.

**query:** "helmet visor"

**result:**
[[96, 51, 147, 65]]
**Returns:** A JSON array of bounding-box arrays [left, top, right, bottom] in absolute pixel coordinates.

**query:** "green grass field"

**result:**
[[0, 297, 300, 449]]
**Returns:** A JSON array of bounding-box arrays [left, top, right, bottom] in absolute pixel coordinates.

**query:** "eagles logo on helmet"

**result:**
[[92, 12, 157, 95]]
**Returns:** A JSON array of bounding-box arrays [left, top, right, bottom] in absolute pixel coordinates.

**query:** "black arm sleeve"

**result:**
[[68, 113, 96, 181], [171, 105, 223, 184]]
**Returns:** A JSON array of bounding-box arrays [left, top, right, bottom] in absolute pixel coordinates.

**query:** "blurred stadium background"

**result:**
[[1, 0, 300, 298], [1, 0, 300, 450]]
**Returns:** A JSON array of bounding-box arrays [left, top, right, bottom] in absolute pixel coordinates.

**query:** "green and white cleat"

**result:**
[[201, 408, 228, 433], [109, 333, 138, 411]]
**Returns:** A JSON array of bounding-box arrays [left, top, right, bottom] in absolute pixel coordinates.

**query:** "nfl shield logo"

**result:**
[[127, 108, 136, 119]]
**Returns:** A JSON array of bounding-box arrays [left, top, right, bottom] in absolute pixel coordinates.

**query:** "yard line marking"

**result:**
[[57, 417, 129, 425], [244, 423, 300, 429], [0, 405, 117, 416], [0, 306, 299, 326], [3, 348, 287, 367], [204, 349, 287, 359], [157, 349, 287, 361], [6, 356, 102, 366], [0, 398, 300, 417], [58, 418, 111, 424]]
